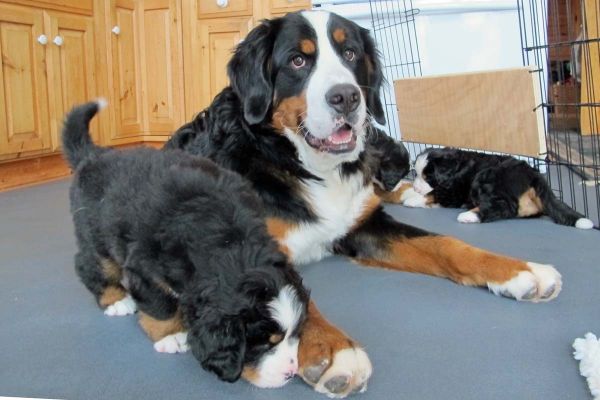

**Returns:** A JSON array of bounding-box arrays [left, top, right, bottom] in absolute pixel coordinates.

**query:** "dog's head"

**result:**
[[228, 11, 385, 170], [183, 254, 308, 388]]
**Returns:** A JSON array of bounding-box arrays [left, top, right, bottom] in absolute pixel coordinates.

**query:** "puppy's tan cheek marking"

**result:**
[[99, 286, 127, 307], [333, 28, 346, 43], [518, 187, 543, 217], [374, 183, 412, 204], [300, 39, 316, 54], [269, 333, 284, 345], [271, 93, 307, 133], [266, 217, 297, 257], [242, 365, 260, 384], [138, 311, 184, 342]]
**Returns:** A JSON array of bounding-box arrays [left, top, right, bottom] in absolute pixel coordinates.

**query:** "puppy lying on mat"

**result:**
[[381, 147, 594, 229], [62, 100, 309, 388]]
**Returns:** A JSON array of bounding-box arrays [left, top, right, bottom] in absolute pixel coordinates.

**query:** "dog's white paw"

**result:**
[[401, 189, 430, 208], [457, 210, 481, 224], [576, 218, 594, 230], [302, 347, 372, 399], [487, 262, 562, 302], [154, 332, 189, 354], [104, 295, 137, 316]]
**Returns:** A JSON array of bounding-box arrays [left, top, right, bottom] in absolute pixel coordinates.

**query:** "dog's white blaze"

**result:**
[[284, 171, 374, 264], [301, 11, 367, 141], [268, 285, 303, 333], [413, 153, 433, 195], [251, 285, 303, 388]]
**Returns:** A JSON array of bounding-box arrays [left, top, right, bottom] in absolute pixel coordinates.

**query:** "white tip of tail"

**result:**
[[576, 218, 594, 230], [96, 97, 108, 110]]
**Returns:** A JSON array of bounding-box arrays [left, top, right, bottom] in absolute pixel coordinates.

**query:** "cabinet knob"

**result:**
[[53, 36, 64, 46], [216, 0, 228, 8], [112, 26, 121, 35], [37, 34, 48, 45]]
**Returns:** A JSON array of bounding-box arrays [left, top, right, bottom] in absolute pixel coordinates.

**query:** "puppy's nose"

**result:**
[[326, 84, 360, 116]]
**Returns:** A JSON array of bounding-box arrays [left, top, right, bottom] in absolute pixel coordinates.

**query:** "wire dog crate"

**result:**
[[368, 0, 600, 225]]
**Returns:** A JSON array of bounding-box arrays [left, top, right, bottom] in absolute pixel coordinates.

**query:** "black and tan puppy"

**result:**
[[401, 147, 595, 229], [63, 101, 309, 387]]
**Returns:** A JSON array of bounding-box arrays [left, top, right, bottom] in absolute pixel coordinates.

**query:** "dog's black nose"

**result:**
[[326, 84, 360, 115]]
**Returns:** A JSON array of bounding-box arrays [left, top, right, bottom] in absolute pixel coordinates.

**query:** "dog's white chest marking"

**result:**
[[283, 171, 373, 264]]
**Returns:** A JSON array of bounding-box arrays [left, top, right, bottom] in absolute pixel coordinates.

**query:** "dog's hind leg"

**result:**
[[74, 247, 134, 315]]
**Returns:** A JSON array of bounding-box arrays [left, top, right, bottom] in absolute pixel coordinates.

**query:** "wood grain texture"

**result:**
[[394, 67, 546, 157], [0, 0, 93, 15], [198, 0, 252, 19], [580, 0, 599, 136]]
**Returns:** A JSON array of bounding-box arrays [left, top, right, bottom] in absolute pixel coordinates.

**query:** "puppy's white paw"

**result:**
[[401, 189, 430, 208], [104, 295, 137, 316], [487, 262, 562, 302], [154, 332, 189, 354], [575, 218, 594, 230], [457, 210, 481, 224]]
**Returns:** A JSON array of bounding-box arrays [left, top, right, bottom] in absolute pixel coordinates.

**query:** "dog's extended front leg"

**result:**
[[298, 301, 372, 398], [334, 205, 562, 302]]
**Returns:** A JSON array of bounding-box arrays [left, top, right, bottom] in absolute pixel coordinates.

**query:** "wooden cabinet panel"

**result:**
[[270, 0, 311, 15], [0, 4, 50, 157], [110, 0, 144, 138], [46, 12, 97, 150], [197, 17, 252, 109], [199, 0, 252, 19], [139, 0, 183, 133]]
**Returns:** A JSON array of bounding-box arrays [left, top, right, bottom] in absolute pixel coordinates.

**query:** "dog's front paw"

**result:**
[[457, 210, 481, 224], [299, 331, 372, 398], [401, 189, 431, 208], [154, 332, 189, 354], [487, 262, 562, 302], [104, 295, 137, 316]]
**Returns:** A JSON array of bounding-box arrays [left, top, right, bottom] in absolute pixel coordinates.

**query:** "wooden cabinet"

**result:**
[[46, 12, 97, 150], [0, 4, 51, 159], [106, 0, 184, 142]]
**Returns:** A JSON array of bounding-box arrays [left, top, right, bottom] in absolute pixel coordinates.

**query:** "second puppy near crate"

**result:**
[[62, 100, 309, 388]]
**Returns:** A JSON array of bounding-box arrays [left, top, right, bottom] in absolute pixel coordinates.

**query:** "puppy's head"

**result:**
[[183, 258, 308, 388], [368, 132, 411, 191], [228, 11, 385, 170], [413, 148, 464, 195]]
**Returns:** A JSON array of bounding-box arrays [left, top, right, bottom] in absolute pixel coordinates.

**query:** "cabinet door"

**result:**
[[0, 5, 51, 157], [197, 17, 252, 110], [139, 0, 184, 134], [109, 0, 144, 139], [46, 12, 97, 150]]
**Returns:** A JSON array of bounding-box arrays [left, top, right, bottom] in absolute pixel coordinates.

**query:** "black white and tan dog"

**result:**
[[164, 10, 564, 398], [398, 148, 594, 229], [63, 101, 310, 388]]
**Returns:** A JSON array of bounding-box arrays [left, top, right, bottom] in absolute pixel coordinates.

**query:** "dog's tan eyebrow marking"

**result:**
[[333, 28, 346, 43], [300, 39, 316, 54]]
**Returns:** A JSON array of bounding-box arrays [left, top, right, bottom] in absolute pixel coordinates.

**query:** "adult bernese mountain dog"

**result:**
[[63, 101, 310, 388], [165, 10, 562, 398], [400, 148, 595, 229]]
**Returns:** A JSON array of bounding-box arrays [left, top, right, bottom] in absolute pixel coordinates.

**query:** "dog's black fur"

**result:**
[[416, 148, 593, 227], [63, 101, 309, 383]]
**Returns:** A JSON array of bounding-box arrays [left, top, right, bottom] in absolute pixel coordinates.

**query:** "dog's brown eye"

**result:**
[[344, 49, 355, 61], [291, 55, 305, 68]]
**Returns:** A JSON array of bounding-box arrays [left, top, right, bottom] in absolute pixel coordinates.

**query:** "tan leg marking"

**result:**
[[374, 182, 413, 203], [265, 217, 297, 257], [518, 188, 543, 217], [100, 258, 123, 282], [138, 311, 184, 342], [99, 286, 127, 307], [358, 236, 528, 286]]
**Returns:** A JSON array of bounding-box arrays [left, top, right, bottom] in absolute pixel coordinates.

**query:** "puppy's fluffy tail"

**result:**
[[535, 176, 594, 229], [62, 99, 106, 169]]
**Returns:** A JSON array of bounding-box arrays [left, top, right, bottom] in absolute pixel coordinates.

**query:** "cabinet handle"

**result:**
[[112, 26, 121, 36], [37, 34, 48, 45], [53, 36, 64, 46], [216, 0, 228, 8]]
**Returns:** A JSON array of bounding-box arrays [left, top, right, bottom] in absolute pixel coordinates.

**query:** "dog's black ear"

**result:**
[[360, 28, 385, 125], [182, 288, 246, 382], [228, 19, 280, 125]]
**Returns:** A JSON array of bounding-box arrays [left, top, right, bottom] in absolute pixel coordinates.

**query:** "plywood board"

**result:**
[[394, 67, 546, 157], [580, 0, 600, 136]]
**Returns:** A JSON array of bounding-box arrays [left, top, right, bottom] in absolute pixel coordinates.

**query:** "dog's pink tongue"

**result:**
[[329, 127, 352, 144]]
